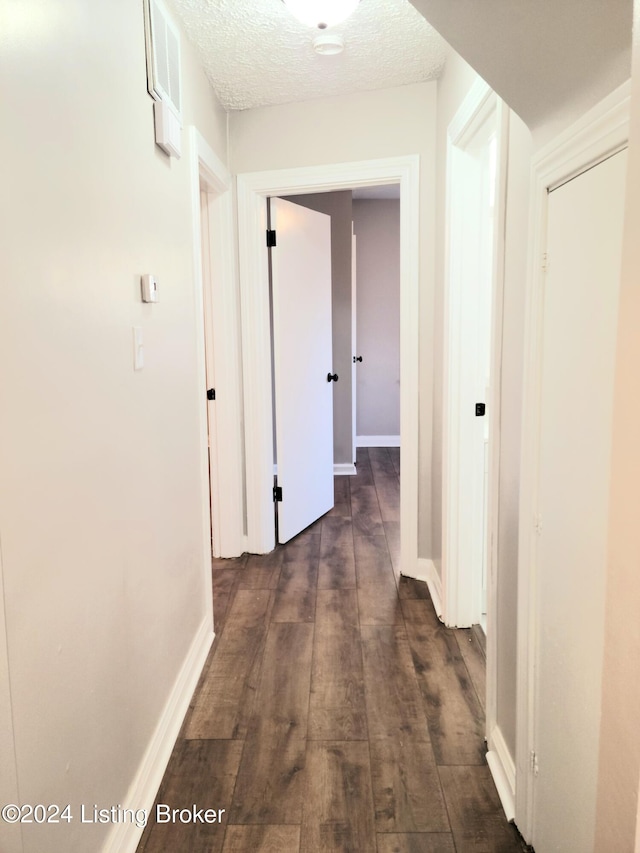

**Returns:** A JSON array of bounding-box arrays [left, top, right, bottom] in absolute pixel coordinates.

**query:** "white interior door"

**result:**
[[533, 148, 627, 852], [270, 197, 335, 544]]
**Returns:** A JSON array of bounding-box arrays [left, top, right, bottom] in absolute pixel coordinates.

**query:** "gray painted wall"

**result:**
[[282, 191, 353, 466], [353, 199, 400, 437]]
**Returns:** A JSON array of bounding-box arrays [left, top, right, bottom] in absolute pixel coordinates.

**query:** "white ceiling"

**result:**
[[409, 0, 632, 135], [169, 0, 448, 111]]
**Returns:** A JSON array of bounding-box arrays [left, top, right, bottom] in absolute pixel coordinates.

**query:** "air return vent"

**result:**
[[144, 0, 182, 156]]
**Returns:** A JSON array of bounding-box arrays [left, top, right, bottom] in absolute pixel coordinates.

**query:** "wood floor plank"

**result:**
[[318, 517, 356, 589], [402, 600, 486, 766], [376, 833, 456, 853], [308, 590, 367, 740], [438, 766, 525, 852], [211, 567, 243, 637], [351, 485, 384, 536], [357, 584, 404, 626], [387, 446, 401, 476], [397, 576, 431, 600], [369, 737, 449, 833], [361, 624, 430, 742], [327, 475, 352, 518], [384, 521, 401, 580], [238, 566, 282, 589], [455, 629, 486, 711], [246, 549, 285, 570], [186, 590, 273, 739], [222, 825, 300, 852], [230, 623, 314, 823], [374, 474, 401, 522], [212, 554, 249, 571], [369, 446, 397, 478], [141, 740, 242, 853], [300, 741, 376, 853], [356, 446, 371, 466], [354, 534, 396, 587], [353, 448, 374, 487], [271, 533, 320, 622]]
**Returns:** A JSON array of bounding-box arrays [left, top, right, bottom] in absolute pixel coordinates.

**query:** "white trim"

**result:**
[[485, 99, 510, 781], [237, 156, 420, 571], [448, 78, 492, 145], [334, 463, 357, 476], [414, 558, 443, 620], [189, 127, 244, 559], [515, 80, 631, 842], [356, 435, 400, 447], [102, 619, 213, 853], [487, 724, 516, 823], [442, 82, 505, 632]]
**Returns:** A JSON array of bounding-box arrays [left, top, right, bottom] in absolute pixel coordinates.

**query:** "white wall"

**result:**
[[283, 192, 354, 465], [595, 3, 640, 846], [353, 199, 401, 438], [0, 2, 227, 851], [231, 81, 438, 556]]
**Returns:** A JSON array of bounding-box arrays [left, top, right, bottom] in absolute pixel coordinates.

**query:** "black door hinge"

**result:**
[[266, 229, 277, 247], [475, 402, 486, 416], [273, 485, 283, 502], [207, 388, 216, 401]]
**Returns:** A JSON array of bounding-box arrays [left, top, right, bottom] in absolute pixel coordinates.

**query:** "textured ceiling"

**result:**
[[170, 0, 447, 111]]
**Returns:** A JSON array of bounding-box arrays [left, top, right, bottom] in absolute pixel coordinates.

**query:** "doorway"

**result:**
[[237, 156, 419, 577], [190, 127, 244, 561], [269, 187, 402, 544], [443, 82, 506, 631]]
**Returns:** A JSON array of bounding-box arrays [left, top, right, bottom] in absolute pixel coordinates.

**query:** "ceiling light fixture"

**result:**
[[282, 0, 360, 30]]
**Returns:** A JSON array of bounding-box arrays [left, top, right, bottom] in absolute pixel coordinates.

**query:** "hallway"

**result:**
[[137, 449, 525, 852]]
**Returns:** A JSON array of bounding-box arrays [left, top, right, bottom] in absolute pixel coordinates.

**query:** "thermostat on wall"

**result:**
[[141, 274, 159, 303]]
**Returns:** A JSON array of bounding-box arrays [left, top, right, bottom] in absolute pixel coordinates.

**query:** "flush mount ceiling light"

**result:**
[[282, 0, 360, 29], [313, 33, 344, 55]]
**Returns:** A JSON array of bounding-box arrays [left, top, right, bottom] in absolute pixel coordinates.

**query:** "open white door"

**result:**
[[270, 197, 335, 544]]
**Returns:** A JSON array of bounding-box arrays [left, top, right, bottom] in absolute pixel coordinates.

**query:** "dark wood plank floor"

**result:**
[[137, 447, 526, 853]]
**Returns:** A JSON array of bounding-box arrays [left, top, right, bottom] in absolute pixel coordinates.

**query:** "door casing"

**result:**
[[443, 79, 510, 817], [237, 156, 420, 576]]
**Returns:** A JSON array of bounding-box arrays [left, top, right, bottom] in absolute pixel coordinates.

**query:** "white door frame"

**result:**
[[443, 80, 506, 629], [515, 82, 630, 841], [237, 155, 420, 573], [442, 79, 510, 816], [189, 127, 245, 566]]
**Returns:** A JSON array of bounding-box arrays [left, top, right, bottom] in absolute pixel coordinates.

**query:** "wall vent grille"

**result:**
[[144, 0, 182, 120]]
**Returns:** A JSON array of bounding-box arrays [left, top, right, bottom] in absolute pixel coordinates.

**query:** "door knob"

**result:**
[[353, 356, 363, 363], [327, 373, 339, 382]]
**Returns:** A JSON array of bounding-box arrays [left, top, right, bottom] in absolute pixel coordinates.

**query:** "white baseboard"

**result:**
[[356, 435, 400, 447], [334, 463, 357, 476], [102, 617, 214, 853], [410, 557, 443, 620], [486, 724, 516, 823]]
